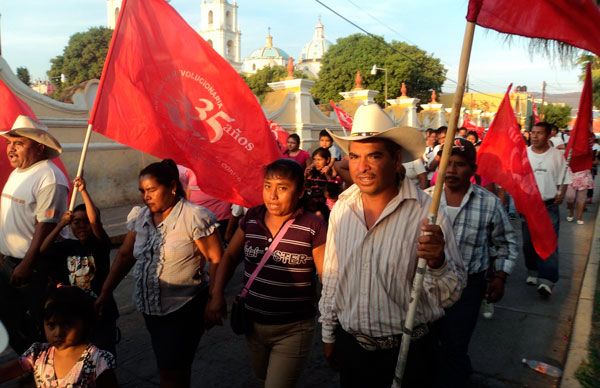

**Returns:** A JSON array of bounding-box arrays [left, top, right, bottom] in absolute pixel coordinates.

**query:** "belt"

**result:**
[[347, 323, 430, 352], [544, 199, 556, 206]]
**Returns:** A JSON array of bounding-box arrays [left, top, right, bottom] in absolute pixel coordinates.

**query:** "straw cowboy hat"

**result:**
[[0, 115, 62, 158], [327, 103, 424, 163]]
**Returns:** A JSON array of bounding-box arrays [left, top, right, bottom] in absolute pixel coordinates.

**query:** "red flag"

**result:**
[[0, 80, 70, 190], [329, 100, 353, 134], [532, 102, 540, 124], [267, 120, 289, 153], [463, 113, 485, 138], [478, 85, 556, 259], [467, 0, 600, 57], [90, 0, 281, 207], [565, 63, 594, 173]]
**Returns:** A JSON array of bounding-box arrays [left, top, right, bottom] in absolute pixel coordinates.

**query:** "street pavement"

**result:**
[[1, 186, 598, 388]]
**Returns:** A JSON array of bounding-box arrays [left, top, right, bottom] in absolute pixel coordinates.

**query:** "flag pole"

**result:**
[[68, 0, 129, 210], [68, 123, 93, 211], [393, 20, 476, 387]]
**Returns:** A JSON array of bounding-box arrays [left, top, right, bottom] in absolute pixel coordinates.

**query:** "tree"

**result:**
[[47, 26, 112, 99], [243, 65, 307, 102], [16, 67, 31, 86], [541, 104, 572, 128], [313, 34, 446, 105], [577, 54, 600, 109]]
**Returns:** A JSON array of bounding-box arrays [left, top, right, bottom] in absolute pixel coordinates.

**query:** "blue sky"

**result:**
[[0, 0, 585, 95]]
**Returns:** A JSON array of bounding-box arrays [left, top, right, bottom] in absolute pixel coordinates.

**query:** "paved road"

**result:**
[[1, 189, 598, 388]]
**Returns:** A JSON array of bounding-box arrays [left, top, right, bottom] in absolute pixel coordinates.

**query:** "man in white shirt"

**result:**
[[0, 115, 68, 353], [319, 104, 465, 388], [524, 122, 571, 297]]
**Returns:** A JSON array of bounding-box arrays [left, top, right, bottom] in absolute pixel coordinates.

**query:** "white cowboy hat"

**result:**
[[0, 115, 62, 158], [327, 104, 424, 163]]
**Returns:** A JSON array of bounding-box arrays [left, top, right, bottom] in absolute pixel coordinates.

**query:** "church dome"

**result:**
[[247, 31, 290, 60], [299, 18, 332, 62]]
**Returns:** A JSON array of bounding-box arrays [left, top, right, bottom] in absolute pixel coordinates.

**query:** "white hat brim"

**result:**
[[327, 126, 425, 164], [0, 128, 62, 158]]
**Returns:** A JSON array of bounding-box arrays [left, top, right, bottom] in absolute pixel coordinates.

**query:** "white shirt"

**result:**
[[0, 160, 68, 258], [527, 146, 572, 201], [319, 179, 466, 343], [402, 159, 426, 187]]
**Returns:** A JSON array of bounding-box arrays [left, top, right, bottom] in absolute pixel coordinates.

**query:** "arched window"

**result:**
[[208, 10, 213, 25], [227, 40, 234, 56], [207, 40, 213, 48], [226, 11, 232, 29]]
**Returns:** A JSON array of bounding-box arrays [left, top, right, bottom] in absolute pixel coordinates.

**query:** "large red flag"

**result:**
[[565, 63, 594, 173], [0, 80, 70, 189], [467, 0, 600, 57], [329, 100, 352, 134], [478, 85, 556, 259], [90, 0, 281, 207]]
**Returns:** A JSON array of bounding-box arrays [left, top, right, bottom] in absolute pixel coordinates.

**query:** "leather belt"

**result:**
[[347, 323, 430, 351]]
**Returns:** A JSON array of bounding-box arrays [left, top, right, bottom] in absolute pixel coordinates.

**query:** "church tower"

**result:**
[[106, 0, 121, 29], [198, 0, 242, 71], [107, 0, 170, 29]]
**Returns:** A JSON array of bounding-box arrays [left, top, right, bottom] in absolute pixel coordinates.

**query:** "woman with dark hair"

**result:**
[[283, 133, 310, 168], [97, 159, 223, 388], [206, 158, 326, 388]]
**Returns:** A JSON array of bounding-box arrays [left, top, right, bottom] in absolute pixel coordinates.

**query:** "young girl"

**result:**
[[0, 287, 118, 387]]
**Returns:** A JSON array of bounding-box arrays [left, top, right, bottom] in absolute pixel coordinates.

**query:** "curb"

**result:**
[[561, 201, 600, 387]]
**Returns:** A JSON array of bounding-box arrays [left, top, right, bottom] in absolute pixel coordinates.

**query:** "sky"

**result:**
[[0, 0, 586, 96]]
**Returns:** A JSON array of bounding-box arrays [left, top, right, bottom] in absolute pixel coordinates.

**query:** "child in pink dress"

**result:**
[[0, 287, 117, 387]]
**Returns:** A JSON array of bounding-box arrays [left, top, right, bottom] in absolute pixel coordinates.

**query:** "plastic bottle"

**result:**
[[522, 358, 563, 378]]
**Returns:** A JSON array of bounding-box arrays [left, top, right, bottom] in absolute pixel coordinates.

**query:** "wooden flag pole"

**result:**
[[68, 123, 94, 211], [393, 20, 476, 387]]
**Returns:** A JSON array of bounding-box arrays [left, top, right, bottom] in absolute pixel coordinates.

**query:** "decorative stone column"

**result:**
[[386, 83, 420, 127]]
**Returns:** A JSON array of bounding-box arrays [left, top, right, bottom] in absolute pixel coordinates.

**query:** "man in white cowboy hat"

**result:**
[[0, 115, 68, 353], [318, 103, 466, 388]]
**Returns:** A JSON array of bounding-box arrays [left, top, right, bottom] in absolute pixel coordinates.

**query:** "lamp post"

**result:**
[[371, 64, 388, 106]]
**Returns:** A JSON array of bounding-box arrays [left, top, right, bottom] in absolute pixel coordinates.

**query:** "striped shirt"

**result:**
[[240, 206, 327, 324], [429, 184, 518, 275], [319, 180, 466, 343]]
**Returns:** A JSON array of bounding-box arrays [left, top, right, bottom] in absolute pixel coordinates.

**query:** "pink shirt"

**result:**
[[284, 149, 311, 168], [178, 165, 232, 220]]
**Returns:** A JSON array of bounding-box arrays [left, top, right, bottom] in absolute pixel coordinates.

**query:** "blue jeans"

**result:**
[[434, 271, 487, 388], [521, 203, 560, 284]]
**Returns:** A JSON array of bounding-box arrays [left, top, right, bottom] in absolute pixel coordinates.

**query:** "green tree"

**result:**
[[16, 66, 31, 86], [541, 104, 572, 128], [243, 65, 307, 102], [47, 26, 112, 99], [577, 54, 600, 109], [313, 34, 446, 105]]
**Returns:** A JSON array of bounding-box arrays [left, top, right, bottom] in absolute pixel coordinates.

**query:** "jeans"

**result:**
[[336, 328, 434, 388], [434, 271, 487, 388], [245, 318, 315, 388], [0, 256, 48, 354], [521, 203, 560, 284]]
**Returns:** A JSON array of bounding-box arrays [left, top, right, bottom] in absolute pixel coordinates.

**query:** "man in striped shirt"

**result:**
[[320, 104, 466, 388], [428, 138, 518, 387]]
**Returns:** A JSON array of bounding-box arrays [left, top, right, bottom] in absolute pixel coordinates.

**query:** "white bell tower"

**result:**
[[107, 0, 170, 29], [199, 0, 242, 71], [106, 0, 121, 29]]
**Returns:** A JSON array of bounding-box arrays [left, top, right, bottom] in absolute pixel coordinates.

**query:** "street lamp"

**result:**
[[370, 64, 388, 106]]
